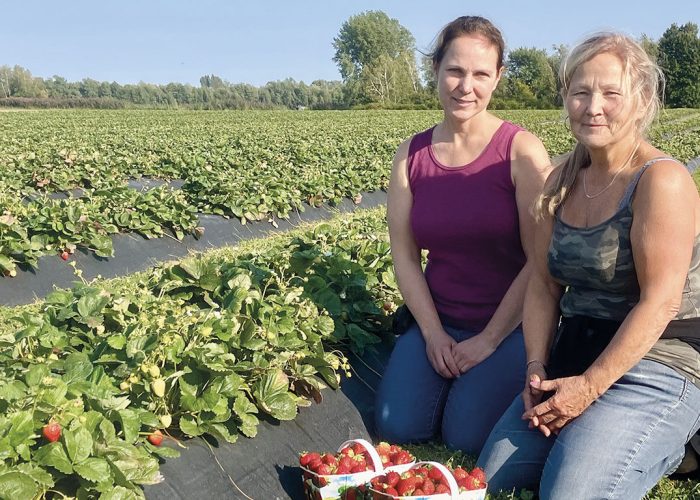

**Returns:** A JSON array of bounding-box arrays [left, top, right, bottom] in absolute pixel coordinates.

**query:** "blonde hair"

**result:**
[[534, 32, 665, 219]]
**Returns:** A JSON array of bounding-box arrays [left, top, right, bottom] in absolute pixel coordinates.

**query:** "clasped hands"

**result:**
[[425, 329, 498, 379], [521, 367, 598, 437]]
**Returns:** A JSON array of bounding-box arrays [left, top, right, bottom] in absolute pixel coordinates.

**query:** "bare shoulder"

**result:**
[[512, 129, 546, 154], [510, 129, 552, 185], [637, 157, 696, 197], [393, 137, 412, 164]]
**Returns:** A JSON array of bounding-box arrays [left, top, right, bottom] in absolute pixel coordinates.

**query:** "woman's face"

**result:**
[[565, 52, 640, 150], [436, 35, 502, 122]]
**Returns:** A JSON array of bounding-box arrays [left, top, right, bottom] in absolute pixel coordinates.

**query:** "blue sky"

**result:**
[[4, 0, 698, 86]]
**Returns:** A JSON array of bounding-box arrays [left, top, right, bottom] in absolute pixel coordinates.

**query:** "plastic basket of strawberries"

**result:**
[[299, 439, 416, 500], [367, 461, 487, 499]]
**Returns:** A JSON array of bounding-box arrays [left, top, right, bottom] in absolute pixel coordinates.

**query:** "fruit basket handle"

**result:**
[[413, 461, 460, 496], [337, 438, 384, 473]]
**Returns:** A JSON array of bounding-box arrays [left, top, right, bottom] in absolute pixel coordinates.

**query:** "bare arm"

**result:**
[[387, 139, 460, 378], [452, 131, 552, 373], [525, 159, 698, 434], [585, 160, 697, 393], [521, 203, 564, 415]]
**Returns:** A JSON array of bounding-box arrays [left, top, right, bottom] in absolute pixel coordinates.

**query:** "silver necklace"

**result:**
[[582, 142, 641, 199]]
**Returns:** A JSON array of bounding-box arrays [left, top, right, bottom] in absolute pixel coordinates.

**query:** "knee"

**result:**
[[442, 421, 486, 456], [374, 400, 436, 444]]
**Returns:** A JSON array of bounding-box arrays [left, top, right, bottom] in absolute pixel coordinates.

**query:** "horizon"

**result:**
[[3, 0, 698, 87]]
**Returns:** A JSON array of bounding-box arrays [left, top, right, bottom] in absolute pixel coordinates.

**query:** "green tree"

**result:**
[[506, 47, 558, 108], [547, 44, 568, 106], [658, 23, 700, 108], [639, 34, 660, 61], [333, 10, 418, 105], [0, 65, 47, 98]]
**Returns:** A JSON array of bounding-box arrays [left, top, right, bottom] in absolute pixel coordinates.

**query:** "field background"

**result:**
[[0, 108, 699, 499]]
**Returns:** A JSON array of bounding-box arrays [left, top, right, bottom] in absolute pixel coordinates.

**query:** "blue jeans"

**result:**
[[374, 323, 526, 455], [477, 359, 700, 499]]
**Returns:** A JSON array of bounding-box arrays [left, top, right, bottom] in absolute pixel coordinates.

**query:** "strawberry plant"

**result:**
[[0, 109, 697, 271], [0, 208, 401, 497]]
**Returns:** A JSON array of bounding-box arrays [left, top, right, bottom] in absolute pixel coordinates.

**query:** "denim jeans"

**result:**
[[374, 322, 526, 455], [477, 359, 700, 499]]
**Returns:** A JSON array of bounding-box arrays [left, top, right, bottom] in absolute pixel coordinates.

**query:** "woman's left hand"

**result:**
[[451, 332, 498, 374], [521, 375, 598, 437]]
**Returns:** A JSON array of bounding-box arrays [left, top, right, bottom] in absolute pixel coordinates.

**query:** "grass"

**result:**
[[405, 441, 700, 499]]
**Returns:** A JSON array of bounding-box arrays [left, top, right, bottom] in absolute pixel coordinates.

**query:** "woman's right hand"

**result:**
[[424, 329, 460, 378], [522, 362, 547, 427]]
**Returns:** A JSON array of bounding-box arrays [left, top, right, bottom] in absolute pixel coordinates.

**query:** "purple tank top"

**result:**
[[408, 121, 525, 331]]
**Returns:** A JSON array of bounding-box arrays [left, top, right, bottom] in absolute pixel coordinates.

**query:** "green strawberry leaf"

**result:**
[[0, 471, 38, 500], [74, 457, 113, 483], [63, 352, 94, 384], [64, 427, 93, 464], [8, 411, 34, 448], [35, 442, 73, 474], [99, 485, 143, 500]]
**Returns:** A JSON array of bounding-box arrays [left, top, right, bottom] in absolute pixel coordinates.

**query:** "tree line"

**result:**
[[1, 12, 698, 110]]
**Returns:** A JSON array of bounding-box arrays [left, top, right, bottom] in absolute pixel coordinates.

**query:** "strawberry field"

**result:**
[[1, 109, 699, 277], [0, 108, 699, 499]]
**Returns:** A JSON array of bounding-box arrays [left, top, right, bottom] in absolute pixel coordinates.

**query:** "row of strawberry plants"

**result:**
[[0, 186, 198, 276], [1, 110, 697, 276], [0, 208, 399, 499]]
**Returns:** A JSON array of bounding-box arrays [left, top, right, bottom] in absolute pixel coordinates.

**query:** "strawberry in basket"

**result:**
[[370, 462, 487, 497]]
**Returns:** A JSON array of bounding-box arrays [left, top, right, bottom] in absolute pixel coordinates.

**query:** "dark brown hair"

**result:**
[[429, 16, 505, 70]]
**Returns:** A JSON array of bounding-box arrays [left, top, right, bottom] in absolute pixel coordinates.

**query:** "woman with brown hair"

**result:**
[[374, 16, 550, 454]]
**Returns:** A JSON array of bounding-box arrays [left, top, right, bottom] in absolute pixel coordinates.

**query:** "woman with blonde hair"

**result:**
[[478, 32, 700, 498]]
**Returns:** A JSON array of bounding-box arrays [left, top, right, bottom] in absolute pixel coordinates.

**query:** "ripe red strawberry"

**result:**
[[452, 466, 469, 480], [385, 486, 398, 496], [147, 430, 163, 446], [428, 466, 443, 481], [413, 489, 425, 495], [340, 446, 354, 456], [393, 450, 412, 465], [316, 464, 332, 476], [423, 478, 436, 495], [463, 475, 482, 491], [396, 477, 419, 496], [339, 456, 355, 470], [336, 463, 352, 474], [351, 442, 365, 455], [60, 251, 69, 261], [321, 452, 337, 466], [350, 464, 366, 473], [470, 467, 486, 484], [371, 474, 386, 486], [308, 458, 323, 472], [42, 422, 61, 442], [435, 483, 450, 493], [299, 452, 321, 467], [385, 471, 400, 487], [414, 466, 429, 477]]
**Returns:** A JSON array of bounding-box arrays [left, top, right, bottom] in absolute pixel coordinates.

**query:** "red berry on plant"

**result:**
[[42, 422, 61, 442], [147, 430, 163, 446]]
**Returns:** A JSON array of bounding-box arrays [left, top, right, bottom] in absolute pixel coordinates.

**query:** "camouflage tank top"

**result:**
[[548, 158, 700, 321]]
